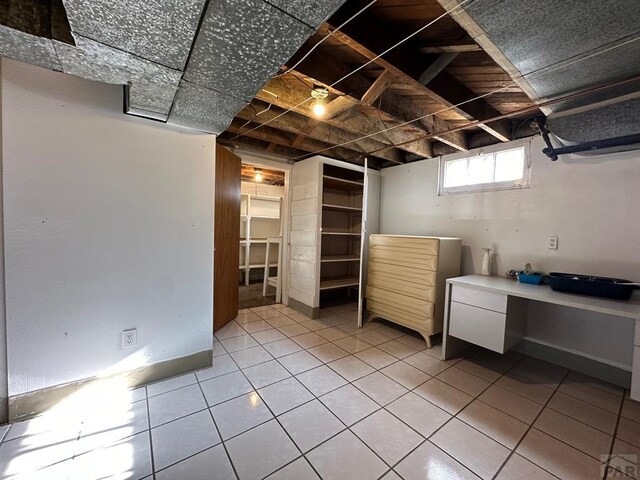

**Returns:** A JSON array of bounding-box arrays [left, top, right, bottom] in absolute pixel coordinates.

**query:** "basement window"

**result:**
[[438, 142, 531, 195]]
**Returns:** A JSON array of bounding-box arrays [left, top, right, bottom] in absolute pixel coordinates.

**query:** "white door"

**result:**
[[357, 159, 381, 327]]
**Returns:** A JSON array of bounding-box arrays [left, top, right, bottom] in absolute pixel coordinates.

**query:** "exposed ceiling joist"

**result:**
[[318, 13, 512, 143], [256, 76, 435, 159], [234, 101, 405, 163], [419, 52, 459, 85], [227, 118, 384, 167], [287, 49, 466, 151], [419, 43, 481, 53], [361, 70, 394, 105], [218, 132, 309, 160]]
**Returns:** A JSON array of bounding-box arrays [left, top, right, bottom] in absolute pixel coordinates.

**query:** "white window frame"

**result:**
[[438, 139, 532, 196]]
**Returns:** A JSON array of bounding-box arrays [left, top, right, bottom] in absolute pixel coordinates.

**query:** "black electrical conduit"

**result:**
[[536, 115, 640, 161]]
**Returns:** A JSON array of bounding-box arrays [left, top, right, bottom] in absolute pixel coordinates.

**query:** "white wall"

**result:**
[[1, 59, 215, 397], [381, 136, 640, 367], [0, 61, 7, 412]]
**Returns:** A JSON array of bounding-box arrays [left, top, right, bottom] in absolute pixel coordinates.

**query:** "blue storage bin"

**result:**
[[518, 272, 544, 285]]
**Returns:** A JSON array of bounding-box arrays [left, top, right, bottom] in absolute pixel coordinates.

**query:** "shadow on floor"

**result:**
[[239, 282, 276, 310]]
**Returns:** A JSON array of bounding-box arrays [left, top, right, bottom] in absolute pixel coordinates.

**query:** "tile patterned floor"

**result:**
[[1, 302, 640, 479]]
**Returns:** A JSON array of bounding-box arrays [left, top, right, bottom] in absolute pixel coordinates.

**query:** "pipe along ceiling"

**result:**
[[0, 0, 347, 133]]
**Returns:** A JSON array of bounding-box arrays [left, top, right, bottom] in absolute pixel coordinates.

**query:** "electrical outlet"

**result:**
[[122, 328, 137, 349], [548, 236, 558, 250]]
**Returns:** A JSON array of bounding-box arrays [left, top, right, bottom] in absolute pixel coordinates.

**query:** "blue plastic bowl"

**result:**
[[518, 272, 544, 285]]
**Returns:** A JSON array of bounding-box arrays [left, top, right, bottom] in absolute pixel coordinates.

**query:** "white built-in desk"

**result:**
[[443, 275, 640, 398]]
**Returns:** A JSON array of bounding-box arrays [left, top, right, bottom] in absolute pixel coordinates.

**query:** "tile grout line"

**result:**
[[224, 306, 434, 477], [489, 368, 571, 480], [211, 306, 522, 478], [220, 332, 328, 480], [602, 388, 627, 480], [386, 351, 532, 479], [193, 373, 242, 480], [145, 385, 158, 480], [96, 303, 627, 480]]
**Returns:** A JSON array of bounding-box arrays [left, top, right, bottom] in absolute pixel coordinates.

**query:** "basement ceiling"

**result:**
[[3, 0, 637, 165], [218, 0, 542, 167], [442, 0, 640, 149], [0, 0, 348, 129]]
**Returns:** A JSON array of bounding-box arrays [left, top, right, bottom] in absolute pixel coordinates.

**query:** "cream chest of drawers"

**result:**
[[365, 235, 461, 347]]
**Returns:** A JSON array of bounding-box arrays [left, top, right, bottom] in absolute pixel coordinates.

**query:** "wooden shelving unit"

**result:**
[[319, 164, 364, 301], [288, 155, 380, 320], [239, 193, 281, 285], [320, 276, 360, 291]]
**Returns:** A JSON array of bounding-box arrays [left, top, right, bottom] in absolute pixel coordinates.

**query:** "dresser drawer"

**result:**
[[451, 285, 508, 314], [449, 301, 508, 353]]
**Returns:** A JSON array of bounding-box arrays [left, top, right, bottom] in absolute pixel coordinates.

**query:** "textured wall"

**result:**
[[1, 59, 215, 396]]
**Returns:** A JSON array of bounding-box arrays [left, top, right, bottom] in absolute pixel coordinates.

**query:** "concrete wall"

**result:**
[[381, 136, 640, 368], [1, 59, 215, 399]]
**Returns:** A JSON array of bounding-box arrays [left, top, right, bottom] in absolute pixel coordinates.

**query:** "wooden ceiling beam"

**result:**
[[288, 49, 466, 151], [218, 132, 306, 159], [361, 70, 394, 106], [227, 119, 374, 166], [323, 96, 355, 119], [318, 12, 512, 143], [256, 75, 434, 159], [419, 52, 459, 85], [419, 44, 481, 53], [234, 101, 404, 164]]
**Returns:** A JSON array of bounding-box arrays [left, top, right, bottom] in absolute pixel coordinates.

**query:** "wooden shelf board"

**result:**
[[321, 255, 361, 263], [322, 230, 361, 236], [322, 203, 363, 213], [320, 276, 360, 291], [323, 175, 364, 191]]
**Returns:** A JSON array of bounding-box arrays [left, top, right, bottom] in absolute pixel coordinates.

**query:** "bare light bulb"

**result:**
[[255, 171, 263, 182], [312, 102, 326, 117]]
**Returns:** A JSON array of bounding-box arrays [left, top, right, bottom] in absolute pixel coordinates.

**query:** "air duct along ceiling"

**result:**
[[0, 0, 347, 133]]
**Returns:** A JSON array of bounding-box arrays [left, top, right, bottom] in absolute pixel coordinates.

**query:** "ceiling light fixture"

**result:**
[[254, 168, 263, 182], [311, 86, 329, 117]]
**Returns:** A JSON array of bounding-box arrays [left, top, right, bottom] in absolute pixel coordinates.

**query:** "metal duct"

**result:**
[[0, 0, 348, 133]]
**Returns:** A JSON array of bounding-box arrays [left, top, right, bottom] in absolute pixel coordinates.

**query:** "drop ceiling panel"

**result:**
[[526, 39, 640, 110], [184, 0, 314, 101], [62, 0, 206, 70], [168, 81, 248, 133], [264, 0, 346, 28], [465, 0, 640, 76], [0, 26, 61, 71], [549, 97, 640, 143], [54, 35, 182, 116]]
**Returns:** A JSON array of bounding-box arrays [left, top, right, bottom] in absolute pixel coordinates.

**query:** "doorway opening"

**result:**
[[239, 164, 286, 310]]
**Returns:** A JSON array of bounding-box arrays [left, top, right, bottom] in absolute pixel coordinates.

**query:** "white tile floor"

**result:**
[[1, 302, 640, 479]]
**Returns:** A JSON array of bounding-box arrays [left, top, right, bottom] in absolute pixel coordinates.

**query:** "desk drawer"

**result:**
[[451, 285, 507, 313], [449, 301, 507, 353], [632, 347, 640, 401]]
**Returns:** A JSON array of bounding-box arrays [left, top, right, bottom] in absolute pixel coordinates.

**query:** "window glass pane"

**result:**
[[443, 158, 468, 187], [467, 154, 494, 185], [495, 148, 525, 182]]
